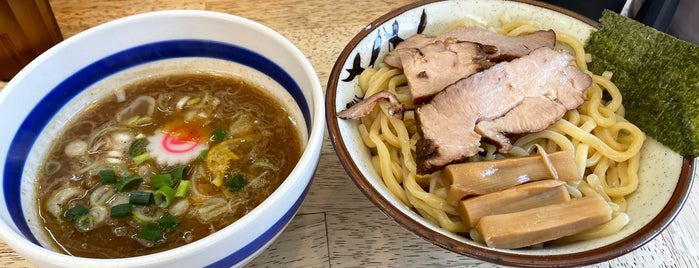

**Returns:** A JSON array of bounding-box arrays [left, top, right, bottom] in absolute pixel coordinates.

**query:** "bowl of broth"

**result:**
[[326, 0, 694, 266], [0, 10, 324, 267]]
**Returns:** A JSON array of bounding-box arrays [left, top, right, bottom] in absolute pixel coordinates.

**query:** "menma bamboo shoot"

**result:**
[[442, 151, 581, 205], [476, 194, 612, 249], [458, 180, 570, 227]]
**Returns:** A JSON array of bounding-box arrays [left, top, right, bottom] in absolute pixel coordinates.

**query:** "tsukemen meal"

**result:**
[[338, 14, 646, 249]]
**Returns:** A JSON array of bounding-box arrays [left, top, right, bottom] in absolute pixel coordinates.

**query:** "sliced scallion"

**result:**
[[174, 180, 190, 198], [128, 138, 148, 157], [129, 190, 153, 206], [167, 166, 189, 185], [153, 186, 175, 208], [99, 169, 117, 185], [132, 152, 150, 165], [75, 214, 96, 232], [110, 203, 132, 219], [90, 185, 116, 206], [64, 204, 89, 220], [158, 214, 180, 230], [132, 205, 164, 224], [150, 174, 173, 189], [137, 223, 163, 243], [211, 128, 226, 143], [251, 161, 275, 170], [196, 149, 208, 161], [186, 97, 201, 106], [117, 175, 143, 192], [129, 116, 153, 127], [227, 173, 246, 191], [44, 161, 62, 176]]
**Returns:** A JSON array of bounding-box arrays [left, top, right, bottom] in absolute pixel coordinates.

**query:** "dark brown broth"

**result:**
[[36, 72, 303, 258]]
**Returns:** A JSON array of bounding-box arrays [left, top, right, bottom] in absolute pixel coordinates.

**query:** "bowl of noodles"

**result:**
[[0, 10, 324, 268], [326, 0, 695, 266]]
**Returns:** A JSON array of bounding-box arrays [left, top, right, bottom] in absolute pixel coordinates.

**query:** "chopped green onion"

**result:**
[[174, 180, 190, 198], [153, 186, 175, 208], [99, 169, 117, 185], [196, 149, 209, 161], [227, 173, 246, 191], [75, 214, 96, 232], [110, 203, 132, 219], [83, 206, 108, 231], [167, 166, 189, 185], [44, 161, 62, 176], [128, 116, 154, 127], [150, 174, 173, 189], [211, 128, 226, 143], [158, 214, 181, 230], [89, 162, 129, 178], [117, 175, 143, 192], [186, 97, 201, 106], [90, 185, 116, 205], [251, 161, 275, 170], [137, 223, 163, 243], [64, 204, 89, 220], [129, 190, 153, 206], [128, 138, 149, 157], [132, 206, 164, 224], [132, 152, 150, 165]]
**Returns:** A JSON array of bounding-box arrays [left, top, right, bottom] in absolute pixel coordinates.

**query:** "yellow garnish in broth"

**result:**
[[206, 134, 262, 187]]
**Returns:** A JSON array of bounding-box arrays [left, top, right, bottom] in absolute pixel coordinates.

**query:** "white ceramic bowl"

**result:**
[[326, 0, 695, 266], [0, 10, 324, 268]]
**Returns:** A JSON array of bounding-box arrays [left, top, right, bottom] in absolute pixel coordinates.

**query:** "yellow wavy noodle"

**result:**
[[353, 16, 645, 243], [507, 24, 540, 36], [554, 212, 631, 244], [357, 68, 376, 93], [580, 84, 617, 128], [512, 129, 575, 152], [379, 114, 401, 147], [613, 195, 628, 211], [557, 31, 589, 70], [364, 67, 403, 97], [368, 128, 408, 204], [498, 15, 539, 35], [574, 143, 589, 179]]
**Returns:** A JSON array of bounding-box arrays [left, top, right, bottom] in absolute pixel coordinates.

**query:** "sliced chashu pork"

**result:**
[[415, 47, 591, 174], [397, 39, 495, 104], [337, 91, 404, 120], [384, 26, 556, 67], [441, 26, 556, 61]]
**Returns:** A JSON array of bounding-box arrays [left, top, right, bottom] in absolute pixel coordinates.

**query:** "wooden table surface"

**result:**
[[1, 0, 698, 267]]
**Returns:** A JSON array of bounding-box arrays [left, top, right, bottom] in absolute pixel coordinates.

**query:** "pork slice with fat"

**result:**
[[383, 26, 556, 68], [398, 39, 495, 104], [337, 91, 404, 120], [415, 47, 591, 174], [384, 34, 435, 68], [474, 96, 567, 152], [440, 26, 556, 62]]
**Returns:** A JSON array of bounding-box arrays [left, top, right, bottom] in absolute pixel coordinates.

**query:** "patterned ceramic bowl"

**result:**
[[326, 0, 695, 266], [0, 10, 324, 268]]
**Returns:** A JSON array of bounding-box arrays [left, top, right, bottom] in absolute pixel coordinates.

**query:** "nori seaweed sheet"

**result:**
[[585, 10, 699, 157]]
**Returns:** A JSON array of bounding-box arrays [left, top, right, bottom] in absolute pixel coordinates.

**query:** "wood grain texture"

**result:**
[[0, 0, 697, 267]]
